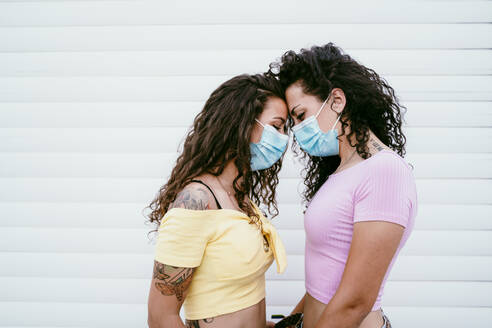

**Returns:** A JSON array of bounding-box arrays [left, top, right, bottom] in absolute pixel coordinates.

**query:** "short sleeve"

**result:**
[[353, 153, 416, 228], [154, 209, 216, 268]]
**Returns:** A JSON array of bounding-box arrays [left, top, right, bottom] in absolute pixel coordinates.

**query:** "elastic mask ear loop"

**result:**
[[331, 112, 342, 131], [255, 118, 266, 128], [251, 119, 266, 145], [314, 97, 330, 119]]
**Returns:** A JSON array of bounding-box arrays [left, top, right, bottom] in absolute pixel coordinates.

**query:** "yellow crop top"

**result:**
[[153, 202, 287, 320]]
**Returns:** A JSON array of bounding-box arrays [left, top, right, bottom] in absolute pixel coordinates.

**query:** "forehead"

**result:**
[[285, 83, 309, 104], [262, 97, 288, 116]]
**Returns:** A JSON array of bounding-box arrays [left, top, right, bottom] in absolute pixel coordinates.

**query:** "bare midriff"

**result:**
[[302, 293, 384, 328], [185, 299, 267, 328]]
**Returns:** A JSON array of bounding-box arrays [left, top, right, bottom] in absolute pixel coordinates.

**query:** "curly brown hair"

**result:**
[[268, 43, 407, 204], [145, 73, 285, 235]]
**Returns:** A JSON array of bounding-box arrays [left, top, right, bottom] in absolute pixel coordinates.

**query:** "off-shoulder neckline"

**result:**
[[166, 207, 249, 217], [165, 199, 263, 219]]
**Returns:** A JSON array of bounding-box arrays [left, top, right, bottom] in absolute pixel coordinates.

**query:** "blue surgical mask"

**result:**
[[250, 119, 289, 171], [292, 96, 342, 157]]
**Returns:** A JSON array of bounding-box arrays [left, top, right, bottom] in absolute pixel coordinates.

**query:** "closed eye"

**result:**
[[275, 125, 286, 133]]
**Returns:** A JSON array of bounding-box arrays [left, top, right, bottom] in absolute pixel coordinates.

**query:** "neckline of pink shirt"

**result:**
[[329, 149, 394, 178]]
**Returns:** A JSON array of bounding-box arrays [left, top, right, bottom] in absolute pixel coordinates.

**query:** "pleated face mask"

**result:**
[[291, 97, 342, 157], [250, 119, 289, 171]]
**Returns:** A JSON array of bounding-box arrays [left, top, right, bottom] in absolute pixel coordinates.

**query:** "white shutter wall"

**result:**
[[0, 1, 491, 327]]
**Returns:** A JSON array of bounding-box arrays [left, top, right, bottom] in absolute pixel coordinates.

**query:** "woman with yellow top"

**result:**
[[146, 73, 289, 328]]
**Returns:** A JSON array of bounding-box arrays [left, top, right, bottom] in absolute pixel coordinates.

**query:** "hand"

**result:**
[[266, 320, 276, 328], [273, 313, 303, 328]]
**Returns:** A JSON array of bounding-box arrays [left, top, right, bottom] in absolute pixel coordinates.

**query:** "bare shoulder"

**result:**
[[169, 181, 216, 210]]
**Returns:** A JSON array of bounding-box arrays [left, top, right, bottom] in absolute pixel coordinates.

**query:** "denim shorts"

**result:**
[[292, 308, 392, 328]]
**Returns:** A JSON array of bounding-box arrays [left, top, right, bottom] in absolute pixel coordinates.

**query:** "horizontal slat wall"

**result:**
[[0, 1, 491, 327], [2, 252, 492, 281], [0, 178, 491, 206], [1, 76, 492, 101], [0, 127, 491, 153], [1, 228, 492, 256], [2, 25, 492, 51], [2, 253, 492, 282], [1, 1, 491, 25], [1, 101, 491, 127], [0, 304, 490, 328], [1, 153, 491, 178], [0, 203, 490, 230], [1, 50, 492, 76], [2, 278, 492, 307]]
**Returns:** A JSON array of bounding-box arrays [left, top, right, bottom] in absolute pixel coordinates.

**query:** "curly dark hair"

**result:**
[[268, 42, 407, 204], [145, 73, 285, 236]]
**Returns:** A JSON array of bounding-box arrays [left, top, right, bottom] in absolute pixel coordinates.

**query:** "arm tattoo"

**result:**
[[153, 260, 194, 302], [170, 187, 211, 210], [185, 318, 214, 327]]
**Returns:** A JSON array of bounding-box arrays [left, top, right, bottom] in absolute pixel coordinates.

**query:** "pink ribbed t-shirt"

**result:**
[[304, 149, 418, 311]]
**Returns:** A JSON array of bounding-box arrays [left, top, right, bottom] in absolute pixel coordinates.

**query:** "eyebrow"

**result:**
[[290, 104, 300, 117], [271, 116, 286, 124]]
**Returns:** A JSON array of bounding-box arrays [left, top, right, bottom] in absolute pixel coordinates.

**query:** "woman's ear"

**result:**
[[331, 88, 346, 114]]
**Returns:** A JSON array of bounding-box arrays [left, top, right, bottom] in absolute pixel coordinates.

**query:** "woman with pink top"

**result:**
[[268, 43, 418, 328]]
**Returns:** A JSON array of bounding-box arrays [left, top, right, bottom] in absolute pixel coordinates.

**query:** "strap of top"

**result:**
[[190, 179, 222, 209]]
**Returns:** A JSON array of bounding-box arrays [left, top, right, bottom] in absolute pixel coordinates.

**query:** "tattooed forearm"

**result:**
[[153, 260, 194, 302], [185, 318, 214, 327], [170, 187, 211, 210]]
